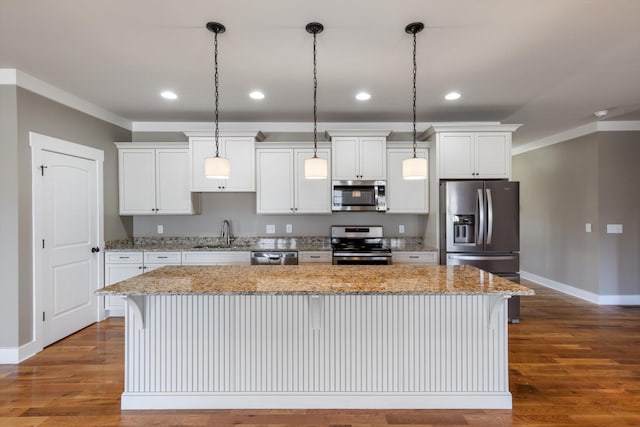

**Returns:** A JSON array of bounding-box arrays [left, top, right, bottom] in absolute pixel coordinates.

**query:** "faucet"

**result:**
[[221, 219, 234, 246]]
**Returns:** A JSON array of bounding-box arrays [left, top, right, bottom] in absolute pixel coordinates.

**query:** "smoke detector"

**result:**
[[593, 109, 609, 119]]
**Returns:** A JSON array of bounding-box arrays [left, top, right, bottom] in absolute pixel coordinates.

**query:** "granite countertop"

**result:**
[[104, 237, 436, 253], [97, 264, 534, 296]]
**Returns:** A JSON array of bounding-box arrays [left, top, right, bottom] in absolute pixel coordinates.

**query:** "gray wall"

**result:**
[[133, 193, 426, 238], [513, 131, 639, 296], [0, 86, 132, 348], [0, 86, 20, 346], [597, 133, 640, 295]]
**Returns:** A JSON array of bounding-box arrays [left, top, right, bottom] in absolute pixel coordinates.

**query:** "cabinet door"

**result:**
[[119, 149, 156, 215], [222, 138, 256, 191], [105, 263, 143, 311], [475, 133, 511, 178], [387, 148, 428, 213], [438, 133, 475, 179], [155, 149, 194, 214], [295, 149, 331, 214], [359, 137, 386, 180], [256, 149, 294, 213], [332, 137, 359, 180], [189, 138, 224, 191]]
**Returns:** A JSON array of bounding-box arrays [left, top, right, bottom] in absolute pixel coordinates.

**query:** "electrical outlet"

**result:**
[[266, 224, 275, 234], [585, 223, 592, 233], [286, 224, 293, 233], [399, 224, 405, 234], [157, 224, 164, 234]]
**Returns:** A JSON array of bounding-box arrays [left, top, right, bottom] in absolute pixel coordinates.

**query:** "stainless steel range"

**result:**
[[331, 225, 392, 265]]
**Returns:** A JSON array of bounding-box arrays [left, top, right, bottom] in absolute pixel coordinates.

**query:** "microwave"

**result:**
[[332, 180, 387, 212]]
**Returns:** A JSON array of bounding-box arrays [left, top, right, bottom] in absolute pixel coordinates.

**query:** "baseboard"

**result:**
[[121, 392, 512, 410], [520, 271, 640, 305], [0, 340, 41, 364]]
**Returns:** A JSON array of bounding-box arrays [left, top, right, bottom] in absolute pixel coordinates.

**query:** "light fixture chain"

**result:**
[[312, 31, 318, 157], [412, 31, 418, 158], [214, 31, 220, 157]]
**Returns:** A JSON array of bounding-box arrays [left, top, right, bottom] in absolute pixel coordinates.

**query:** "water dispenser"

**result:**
[[453, 215, 475, 244]]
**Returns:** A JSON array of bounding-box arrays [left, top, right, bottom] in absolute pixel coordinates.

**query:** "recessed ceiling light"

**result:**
[[445, 92, 461, 101], [593, 109, 608, 119], [355, 92, 371, 101], [160, 91, 178, 100], [249, 91, 265, 100]]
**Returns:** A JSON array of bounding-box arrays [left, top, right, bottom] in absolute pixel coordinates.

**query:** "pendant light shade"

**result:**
[[304, 22, 328, 180], [204, 156, 231, 179], [304, 156, 328, 179], [402, 22, 428, 180], [402, 156, 428, 180], [204, 21, 230, 180]]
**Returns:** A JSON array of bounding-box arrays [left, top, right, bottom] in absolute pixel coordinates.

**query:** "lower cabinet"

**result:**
[[104, 251, 181, 316], [299, 251, 332, 264], [392, 251, 438, 265]]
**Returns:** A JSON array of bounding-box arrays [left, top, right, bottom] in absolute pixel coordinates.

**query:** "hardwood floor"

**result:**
[[1, 280, 639, 426]]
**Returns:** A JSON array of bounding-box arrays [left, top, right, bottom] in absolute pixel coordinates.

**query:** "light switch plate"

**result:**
[[286, 224, 293, 233], [266, 224, 275, 234], [399, 224, 405, 234], [157, 224, 164, 234], [606, 224, 623, 234], [585, 223, 592, 233]]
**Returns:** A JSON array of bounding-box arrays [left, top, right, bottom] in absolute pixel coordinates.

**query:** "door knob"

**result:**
[[91, 247, 100, 253]]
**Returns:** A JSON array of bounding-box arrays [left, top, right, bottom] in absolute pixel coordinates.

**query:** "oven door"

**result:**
[[332, 254, 392, 265]]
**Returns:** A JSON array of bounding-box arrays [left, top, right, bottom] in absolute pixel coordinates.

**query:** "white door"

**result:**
[[358, 137, 386, 180], [224, 138, 255, 191], [295, 149, 331, 213], [42, 150, 99, 346], [438, 133, 475, 179], [119, 148, 156, 214], [155, 149, 192, 214], [332, 137, 359, 180], [387, 148, 428, 213], [104, 263, 143, 312], [475, 133, 511, 178], [256, 149, 294, 213]]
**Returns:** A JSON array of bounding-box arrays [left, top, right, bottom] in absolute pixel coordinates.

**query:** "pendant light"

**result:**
[[304, 22, 328, 180], [204, 22, 231, 179], [402, 22, 428, 180]]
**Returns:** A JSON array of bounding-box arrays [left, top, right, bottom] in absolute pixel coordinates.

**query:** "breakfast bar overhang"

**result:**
[[97, 264, 534, 410]]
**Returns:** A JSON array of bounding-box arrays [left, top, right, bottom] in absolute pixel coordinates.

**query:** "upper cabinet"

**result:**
[[187, 131, 264, 192], [116, 142, 198, 215], [386, 148, 429, 214], [256, 147, 331, 214], [327, 131, 390, 180], [426, 125, 521, 180]]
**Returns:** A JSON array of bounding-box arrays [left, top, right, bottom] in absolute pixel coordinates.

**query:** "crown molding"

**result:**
[[513, 121, 640, 156], [0, 68, 131, 130]]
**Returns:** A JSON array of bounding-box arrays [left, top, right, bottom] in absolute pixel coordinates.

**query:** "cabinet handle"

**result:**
[[409, 256, 420, 259], [310, 255, 321, 259], [138, 266, 143, 270], [91, 247, 100, 253], [119, 256, 130, 259], [157, 256, 168, 259]]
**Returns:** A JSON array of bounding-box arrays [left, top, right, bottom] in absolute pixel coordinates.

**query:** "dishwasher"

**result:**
[[250, 251, 298, 265]]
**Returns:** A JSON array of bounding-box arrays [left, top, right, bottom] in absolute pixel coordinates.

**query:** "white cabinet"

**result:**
[[116, 142, 197, 215], [386, 148, 429, 213], [438, 132, 512, 179], [299, 251, 332, 264], [181, 251, 251, 265], [188, 132, 264, 192], [256, 148, 331, 214], [104, 251, 181, 315], [392, 251, 438, 265], [330, 136, 387, 180]]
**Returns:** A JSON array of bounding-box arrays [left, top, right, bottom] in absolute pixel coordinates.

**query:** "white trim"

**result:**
[[30, 132, 105, 354], [513, 120, 640, 155], [0, 339, 40, 364], [133, 121, 502, 134], [121, 392, 512, 410], [114, 141, 188, 150], [0, 68, 131, 130], [325, 129, 391, 138], [521, 271, 640, 305]]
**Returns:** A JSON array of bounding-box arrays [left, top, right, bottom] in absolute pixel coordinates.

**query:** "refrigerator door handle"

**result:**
[[486, 188, 494, 245], [448, 254, 517, 261], [477, 188, 484, 245]]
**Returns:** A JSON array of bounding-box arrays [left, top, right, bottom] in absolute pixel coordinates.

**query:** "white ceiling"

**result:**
[[1, 0, 640, 147]]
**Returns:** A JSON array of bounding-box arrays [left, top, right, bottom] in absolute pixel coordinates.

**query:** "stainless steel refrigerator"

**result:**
[[439, 180, 521, 322]]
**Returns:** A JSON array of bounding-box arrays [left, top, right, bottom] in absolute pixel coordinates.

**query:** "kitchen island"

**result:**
[[97, 264, 533, 410]]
